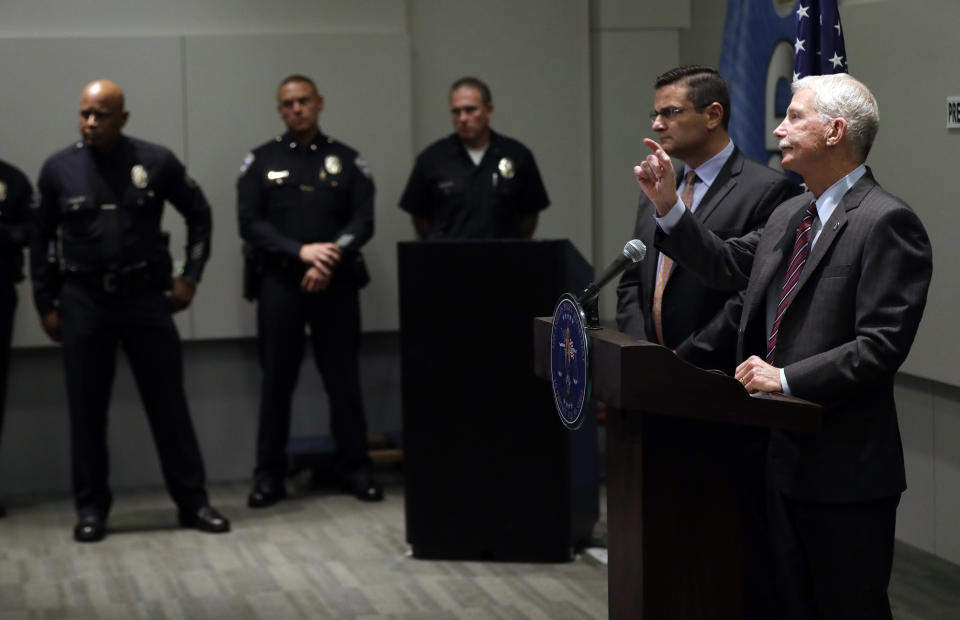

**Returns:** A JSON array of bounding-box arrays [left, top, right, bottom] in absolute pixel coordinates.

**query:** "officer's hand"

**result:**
[[41, 310, 62, 342], [301, 266, 331, 293], [169, 276, 196, 313], [299, 243, 341, 276]]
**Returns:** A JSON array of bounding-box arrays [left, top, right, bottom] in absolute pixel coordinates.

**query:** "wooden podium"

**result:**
[[533, 318, 822, 619]]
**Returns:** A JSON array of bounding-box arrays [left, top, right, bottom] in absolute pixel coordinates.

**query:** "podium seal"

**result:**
[[550, 293, 590, 430]]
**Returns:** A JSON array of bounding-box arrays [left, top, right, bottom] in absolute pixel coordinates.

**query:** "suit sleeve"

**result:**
[[163, 154, 212, 283], [784, 206, 932, 404], [656, 208, 763, 291]]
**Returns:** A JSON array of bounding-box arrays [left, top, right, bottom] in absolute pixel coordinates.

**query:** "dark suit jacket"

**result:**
[[657, 169, 933, 502], [616, 147, 799, 373]]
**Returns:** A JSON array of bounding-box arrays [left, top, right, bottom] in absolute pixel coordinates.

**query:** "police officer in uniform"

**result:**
[[0, 158, 32, 518], [31, 80, 229, 542], [237, 75, 381, 506], [399, 76, 549, 239]]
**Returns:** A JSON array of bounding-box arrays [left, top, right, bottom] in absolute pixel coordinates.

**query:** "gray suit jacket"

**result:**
[[657, 169, 933, 502], [615, 147, 798, 373]]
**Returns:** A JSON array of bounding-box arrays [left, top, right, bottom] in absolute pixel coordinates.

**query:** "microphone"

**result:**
[[578, 239, 647, 305]]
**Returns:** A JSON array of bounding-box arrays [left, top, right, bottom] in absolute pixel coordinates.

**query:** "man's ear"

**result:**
[[704, 102, 723, 130], [825, 117, 846, 147]]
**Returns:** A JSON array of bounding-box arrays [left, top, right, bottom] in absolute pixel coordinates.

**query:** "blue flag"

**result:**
[[793, 0, 848, 79], [718, 1, 798, 167]]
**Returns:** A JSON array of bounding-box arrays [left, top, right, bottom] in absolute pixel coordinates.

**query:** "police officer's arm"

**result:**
[[517, 149, 549, 239], [337, 157, 375, 252], [164, 155, 212, 311], [412, 216, 432, 240], [0, 169, 32, 252], [31, 161, 64, 341], [399, 156, 432, 239]]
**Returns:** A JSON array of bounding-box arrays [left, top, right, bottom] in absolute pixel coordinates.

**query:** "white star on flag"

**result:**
[[795, 38, 806, 54], [829, 52, 844, 69], [797, 4, 810, 20]]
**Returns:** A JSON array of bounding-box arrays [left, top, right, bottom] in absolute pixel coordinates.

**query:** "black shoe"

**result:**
[[74, 513, 106, 543], [341, 469, 384, 502], [178, 505, 230, 533], [247, 479, 287, 508]]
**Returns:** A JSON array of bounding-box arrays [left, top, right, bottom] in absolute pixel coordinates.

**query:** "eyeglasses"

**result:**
[[648, 106, 704, 121]]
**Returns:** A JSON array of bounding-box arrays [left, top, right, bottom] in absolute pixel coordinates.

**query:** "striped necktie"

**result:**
[[652, 170, 697, 346], [766, 202, 818, 363]]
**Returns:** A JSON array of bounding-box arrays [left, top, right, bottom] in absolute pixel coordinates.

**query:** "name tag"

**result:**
[[267, 170, 290, 181]]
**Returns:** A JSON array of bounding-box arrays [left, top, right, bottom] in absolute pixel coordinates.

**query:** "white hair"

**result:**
[[792, 74, 879, 162]]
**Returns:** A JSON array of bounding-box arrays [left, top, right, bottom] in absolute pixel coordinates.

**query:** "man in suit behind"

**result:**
[[616, 66, 798, 373], [636, 73, 933, 619]]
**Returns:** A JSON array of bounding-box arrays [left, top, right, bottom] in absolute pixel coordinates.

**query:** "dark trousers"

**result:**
[[59, 281, 208, 517], [254, 270, 369, 483], [0, 284, 14, 452], [768, 486, 899, 620]]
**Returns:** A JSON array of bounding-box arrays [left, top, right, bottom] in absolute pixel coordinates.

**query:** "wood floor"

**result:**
[[0, 474, 956, 619]]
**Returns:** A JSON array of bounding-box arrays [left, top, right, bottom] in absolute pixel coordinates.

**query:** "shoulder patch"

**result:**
[[355, 158, 372, 179], [240, 152, 255, 175]]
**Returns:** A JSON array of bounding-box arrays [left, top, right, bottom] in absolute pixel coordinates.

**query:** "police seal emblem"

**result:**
[[0, 181, 6, 202], [498, 157, 515, 179], [324, 155, 342, 175], [131, 165, 148, 189], [550, 293, 591, 430]]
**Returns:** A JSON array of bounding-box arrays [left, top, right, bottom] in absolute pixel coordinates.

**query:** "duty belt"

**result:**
[[65, 261, 154, 294]]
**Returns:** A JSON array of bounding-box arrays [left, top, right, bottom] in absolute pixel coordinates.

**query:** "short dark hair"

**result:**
[[450, 76, 492, 106], [654, 66, 731, 130], [278, 74, 318, 94]]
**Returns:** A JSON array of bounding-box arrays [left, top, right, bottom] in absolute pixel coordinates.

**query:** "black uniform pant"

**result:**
[[254, 269, 369, 483], [768, 487, 899, 620], [59, 280, 208, 517], [0, 283, 14, 452]]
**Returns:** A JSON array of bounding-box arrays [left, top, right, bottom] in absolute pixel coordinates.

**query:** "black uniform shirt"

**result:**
[[398, 130, 549, 239], [0, 159, 32, 282], [32, 136, 213, 313], [237, 131, 374, 261]]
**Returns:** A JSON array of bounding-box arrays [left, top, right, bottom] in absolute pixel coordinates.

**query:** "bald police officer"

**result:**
[[238, 75, 381, 507], [31, 80, 229, 542]]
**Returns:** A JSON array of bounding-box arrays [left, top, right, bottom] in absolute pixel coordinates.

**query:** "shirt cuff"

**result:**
[[654, 199, 686, 234], [779, 368, 792, 395]]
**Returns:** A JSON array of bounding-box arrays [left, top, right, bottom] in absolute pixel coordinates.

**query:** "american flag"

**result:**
[[793, 0, 848, 80]]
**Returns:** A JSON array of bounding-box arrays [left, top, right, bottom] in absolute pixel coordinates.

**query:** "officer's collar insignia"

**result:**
[[498, 157, 515, 179], [0, 181, 6, 202], [267, 170, 290, 181], [131, 165, 148, 189], [324, 155, 342, 175]]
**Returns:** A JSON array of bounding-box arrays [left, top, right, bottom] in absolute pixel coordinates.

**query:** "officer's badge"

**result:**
[[130, 164, 148, 189], [131, 165, 149, 189], [0, 181, 6, 202], [324, 155, 342, 175], [498, 157, 515, 179]]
